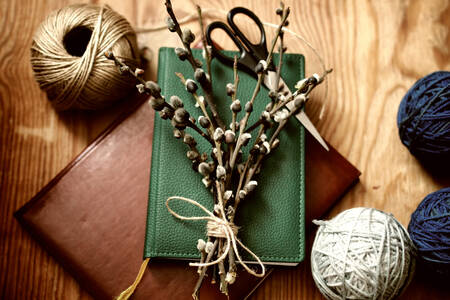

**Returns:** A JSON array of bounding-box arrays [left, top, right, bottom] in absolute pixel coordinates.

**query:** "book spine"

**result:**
[[143, 47, 170, 258]]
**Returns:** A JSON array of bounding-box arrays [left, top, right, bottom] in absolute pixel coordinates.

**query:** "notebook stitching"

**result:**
[[149, 251, 300, 260], [298, 54, 305, 261]]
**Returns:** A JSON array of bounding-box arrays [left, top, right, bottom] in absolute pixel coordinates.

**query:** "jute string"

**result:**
[[116, 196, 265, 300], [166, 196, 266, 277], [30, 4, 139, 110]]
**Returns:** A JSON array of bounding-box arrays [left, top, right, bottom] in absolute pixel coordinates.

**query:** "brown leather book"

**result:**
[[15, 97, 360, 300]]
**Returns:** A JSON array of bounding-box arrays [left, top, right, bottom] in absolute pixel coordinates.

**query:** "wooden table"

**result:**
[[1, 0, 449, 299]]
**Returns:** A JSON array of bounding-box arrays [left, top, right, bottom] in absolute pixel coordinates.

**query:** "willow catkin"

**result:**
[[30, 4, 140, 110]]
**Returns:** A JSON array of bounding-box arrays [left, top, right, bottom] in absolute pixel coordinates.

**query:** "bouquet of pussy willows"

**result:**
[[107, 0, 330, 298]]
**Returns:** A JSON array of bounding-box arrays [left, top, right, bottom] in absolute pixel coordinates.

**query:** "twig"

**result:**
[[192, 239, 218, 299], [264, 7, 290, 71], [231, 56, 240, 134], [231, 157, 251, 213], [246, 68, 333, 133], [175, 72, 213, 132], [218, 240, 228, 295], [229, 6, 290, 170], [232, 56, 240, 103], [105, 51, 214, 146], [188, 120, 215, 146], [245, 93, 294, 133], [226, 56, 240, 176], [165, 0, 225, 129], [165, 0, 199, 70], [196, 5, 212, 79], [272, 2, 285, 97]]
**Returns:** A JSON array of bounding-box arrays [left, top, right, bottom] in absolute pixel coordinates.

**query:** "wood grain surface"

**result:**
[[1, 0, 449, 299]]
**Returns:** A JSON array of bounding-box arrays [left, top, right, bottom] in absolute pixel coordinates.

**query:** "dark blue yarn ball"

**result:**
[[397, 71, 450, 163], [408, 187, 450, 275]]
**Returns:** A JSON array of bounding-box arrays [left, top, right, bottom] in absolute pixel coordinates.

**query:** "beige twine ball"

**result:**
[[30, 4, 140, 111]]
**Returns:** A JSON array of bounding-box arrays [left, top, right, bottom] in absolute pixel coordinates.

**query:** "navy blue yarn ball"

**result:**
[[397, 71, 450, 163], [408, 187, 450, 275]]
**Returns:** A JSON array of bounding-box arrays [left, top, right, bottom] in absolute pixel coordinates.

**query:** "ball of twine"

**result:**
[[397, 71, 450, 163], [311, 207, 416, 300], [30, 4, 140, 111], [408, 187, 450, 275]]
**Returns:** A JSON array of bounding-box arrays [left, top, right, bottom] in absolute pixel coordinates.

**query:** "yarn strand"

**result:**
[[311, 208, 416, 300], [397, 71, 450, 161], [30, 4, 140, 110], [408, 187, 450, 275]]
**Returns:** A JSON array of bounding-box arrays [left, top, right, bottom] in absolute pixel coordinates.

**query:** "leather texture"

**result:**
[[14, 51, 360, 300], [146, 47, 305, 264], [15, 99, 267, 300]]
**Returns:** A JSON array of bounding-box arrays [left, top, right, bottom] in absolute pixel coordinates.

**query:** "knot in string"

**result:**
[[166, 196, 265, 277], [207, 219, 238, 238]]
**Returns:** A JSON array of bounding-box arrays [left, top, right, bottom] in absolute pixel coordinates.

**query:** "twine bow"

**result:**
[[166, 196, 266, 277]]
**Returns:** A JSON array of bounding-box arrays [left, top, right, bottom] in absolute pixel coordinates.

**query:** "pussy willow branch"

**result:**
[[229, 124, 267, 216], [230, 56, 239, 136], [265, 7, 290, 73], [273, 2, 285, 96], [193, 179, 229, 296], [175, 72, 225, 167], [229, 6, 291, 213], [246, 105, 303, 185], [217, 239, 227, 294], [105, 51, 214, 146], [229, 7, 290, 170], [225, 56, 240, 191], [244, 72, 332, 198], [189, 121, 214, 145], [108, 1, 333, 297], [245, 68, 333, 133], [196, 5, 212, 79], [245, 93, 294, 133], [215, 181, 228, 295], [175, 72, 214, 134], [247, 3, 287, 140], [192, 239, 218, 300], [232, 56, 240, 103], [165, 0, 199, 70], [165, 0, 225, 129]]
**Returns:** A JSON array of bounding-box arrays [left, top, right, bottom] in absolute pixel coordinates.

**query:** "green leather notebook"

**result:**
[[144, 47, 305, 265]]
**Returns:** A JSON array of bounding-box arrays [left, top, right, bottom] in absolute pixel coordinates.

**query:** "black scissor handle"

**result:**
[[227, 7, 268, 62], [206, 21, 258, 75]]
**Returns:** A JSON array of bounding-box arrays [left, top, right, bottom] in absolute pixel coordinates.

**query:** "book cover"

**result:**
[[145, 47, 306, 265], [14, 98, 269, 300]]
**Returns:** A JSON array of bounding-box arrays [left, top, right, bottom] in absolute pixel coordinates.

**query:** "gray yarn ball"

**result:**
[[311, 207, 416, 300]]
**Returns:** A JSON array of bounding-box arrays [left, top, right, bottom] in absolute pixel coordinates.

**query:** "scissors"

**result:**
[[206, 7, 329, 151]]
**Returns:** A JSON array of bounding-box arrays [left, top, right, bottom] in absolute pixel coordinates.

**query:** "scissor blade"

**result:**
[[295, 110, 329, 151], [264, 73, 330, 151]]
